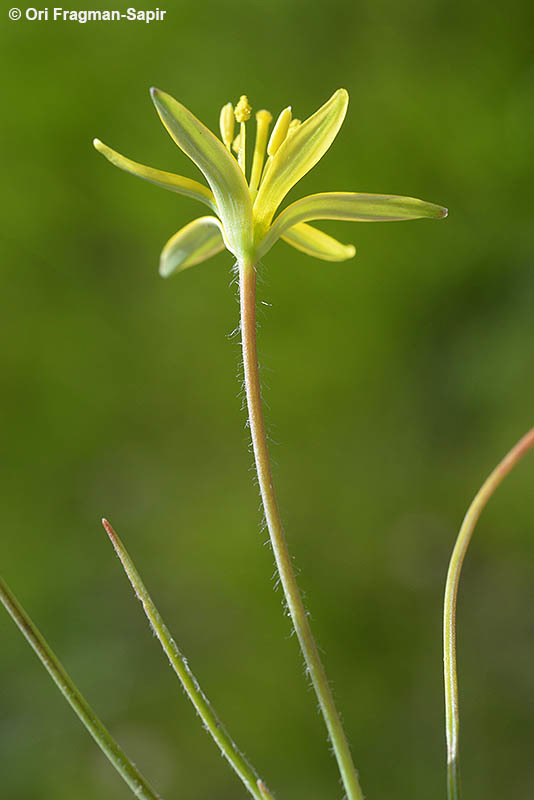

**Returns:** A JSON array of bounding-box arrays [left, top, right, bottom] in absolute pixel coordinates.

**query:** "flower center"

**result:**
[[219, 96, 300, 202]]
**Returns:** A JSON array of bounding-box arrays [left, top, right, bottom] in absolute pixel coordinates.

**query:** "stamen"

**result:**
[[249, 109, 273, 199], [232, 132, 241, 154], [238, 124, 247, 174], [219, 102, 235, 150], [234, 95, 252, 175], [267, 106, 292, 156], [234, 95, 252, 123], [287, 118, 301, 137]]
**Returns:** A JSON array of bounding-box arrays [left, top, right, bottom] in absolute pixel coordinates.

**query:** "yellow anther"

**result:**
[[249, 110, 273, 197], [285, 119, 301, 143], [256, 109, 273, 126], [267, 106, 292, 156], [219, 102, 235, 149], [232, 132, 241, 154], [234, 95, 252, 123], [233, 96, 251, 175]]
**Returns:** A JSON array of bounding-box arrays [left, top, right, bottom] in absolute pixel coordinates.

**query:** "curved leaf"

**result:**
[[159, 216, 226, 277], [253, 89, 349, 239], [258, 191, 448, 257], [93, 139, 216, 210], [150, 89, 253, 259], [281, 223, 355, 262]]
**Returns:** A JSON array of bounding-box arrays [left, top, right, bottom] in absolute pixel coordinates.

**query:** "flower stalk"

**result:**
[[239, 259, 364, 800], [91, 84, 447, 797]]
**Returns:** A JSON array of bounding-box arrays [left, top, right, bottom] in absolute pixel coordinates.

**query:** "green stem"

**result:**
[[257, 779, 276, 800], [447, 760, 460, 800], [239, 260, 364, 800], [0, 576, 162, 800], [102, 519, 265, 800], [443, 428, 534, 800]]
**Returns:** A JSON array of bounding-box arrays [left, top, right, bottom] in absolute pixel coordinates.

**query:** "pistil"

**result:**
[[234, 95, 252, 176]]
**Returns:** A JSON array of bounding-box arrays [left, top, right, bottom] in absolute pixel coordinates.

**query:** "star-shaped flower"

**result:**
[[94, 88, 446, 276]]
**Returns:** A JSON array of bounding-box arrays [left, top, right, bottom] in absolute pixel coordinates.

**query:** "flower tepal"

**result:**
[[94, 89, 447, 276]]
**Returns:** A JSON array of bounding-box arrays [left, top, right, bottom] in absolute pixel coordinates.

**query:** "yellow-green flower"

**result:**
[[94, 88, 447, 276]]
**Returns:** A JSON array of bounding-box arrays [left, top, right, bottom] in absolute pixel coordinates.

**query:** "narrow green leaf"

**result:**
[[257, 780, 276, 800], [102, 519, 265, 800], [150, 89, 254, 259], [0, 577, 162, 800], [443, 429, 533, 800], [159, 216, 226, 277], [258, 191, 448, 258], [93, 139, 216, 210], [253, 89, 349, 239], [281, 222, 355, 262]]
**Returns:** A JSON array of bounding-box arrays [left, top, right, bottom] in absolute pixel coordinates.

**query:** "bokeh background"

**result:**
[[1, 1, 533, 798]]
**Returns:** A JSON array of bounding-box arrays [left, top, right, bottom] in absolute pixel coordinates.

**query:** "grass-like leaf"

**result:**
[[0, 576, 162, 800], [443, 428, 534, 799], [102, 518, 266, 800]]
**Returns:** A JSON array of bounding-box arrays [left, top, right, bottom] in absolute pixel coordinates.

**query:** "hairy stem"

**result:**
[[102, 519, 265, 800], [0, 576, 162, 800], [239, 260, 364, 800], [443, 428, 534, 800]]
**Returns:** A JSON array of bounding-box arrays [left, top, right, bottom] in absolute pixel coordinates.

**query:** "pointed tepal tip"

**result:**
[[158, 256, 172, 279], [150, 87, 171, 113], [328, 88, 349, 115], [440, 206, 449, 219], [93, 137, 103, 151]]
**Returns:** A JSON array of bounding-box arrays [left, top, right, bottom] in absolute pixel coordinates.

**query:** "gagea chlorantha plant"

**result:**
[[1, 87, 532, 800]]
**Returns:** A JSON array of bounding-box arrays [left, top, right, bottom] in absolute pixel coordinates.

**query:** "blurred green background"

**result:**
[[1, 0, 533, 798]]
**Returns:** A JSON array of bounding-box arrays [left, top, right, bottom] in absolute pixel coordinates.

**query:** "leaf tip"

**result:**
[[333, 88, 349, 109], [150, 87, 173, 111], [158, 258, 173, 278], [101, 518, 115, 540]]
